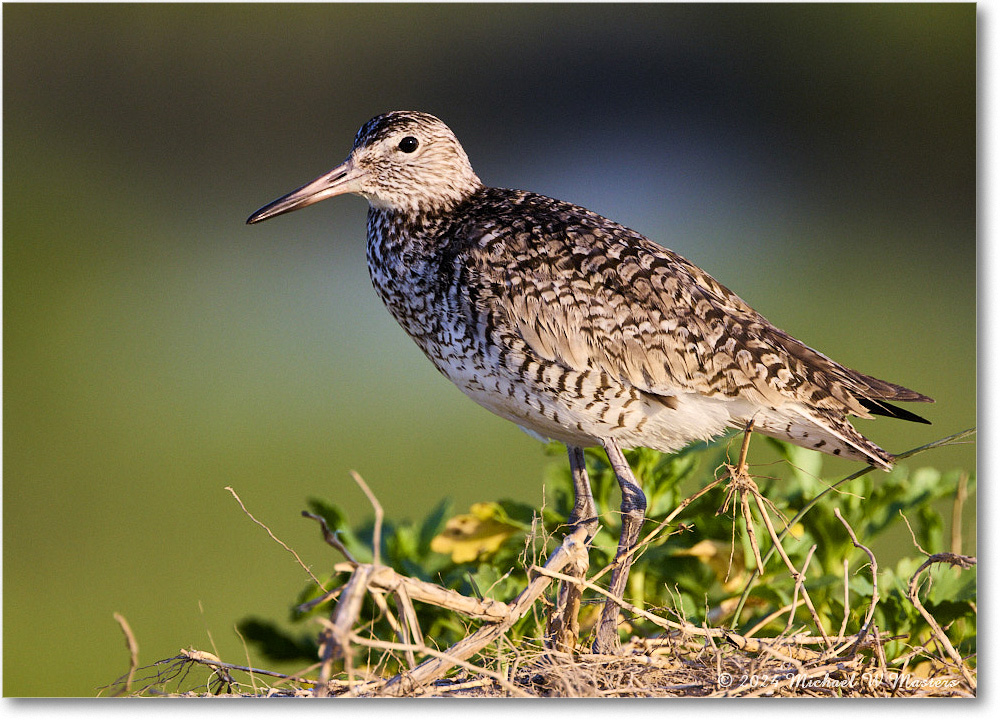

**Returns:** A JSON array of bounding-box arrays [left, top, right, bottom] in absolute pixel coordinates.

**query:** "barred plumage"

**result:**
[[248, 110, 932, 652]]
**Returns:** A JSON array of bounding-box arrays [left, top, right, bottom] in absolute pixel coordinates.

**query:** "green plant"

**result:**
[[238, 433, 976, 675]]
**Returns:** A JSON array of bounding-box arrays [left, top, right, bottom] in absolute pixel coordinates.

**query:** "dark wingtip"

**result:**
[[860, 398, 932, 424]]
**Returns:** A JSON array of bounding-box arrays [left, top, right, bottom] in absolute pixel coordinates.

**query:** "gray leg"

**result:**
[[567, 445, 599, 536], [547, 445, 598, 652], [593, 439, 647, 654]]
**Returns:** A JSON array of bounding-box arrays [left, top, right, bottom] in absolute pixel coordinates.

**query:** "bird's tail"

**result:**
[[847, 371, 933, 424], [750, 405, 895, 470]]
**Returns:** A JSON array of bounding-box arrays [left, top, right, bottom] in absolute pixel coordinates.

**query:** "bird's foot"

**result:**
[[546, 531, 590, 653], [591, 625, 622, 655]]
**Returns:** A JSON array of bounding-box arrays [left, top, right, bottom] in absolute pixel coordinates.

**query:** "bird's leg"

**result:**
[[592, 439, 647, 654], [547, 445, 598, 652], [566, 445, 599, 536]]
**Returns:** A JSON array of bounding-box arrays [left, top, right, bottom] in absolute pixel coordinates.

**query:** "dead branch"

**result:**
[[907, 552, 977, 692], [546, 527, 590, 652], [162, 431, 975, 698], [317, 564, 373, 696], [378, 526, 590, 695], [833, 508, 878, 654], [329, 561, 511, 621], [951, 473, 969, 556], [350, 471, 384, 567], [112, 612, 139, 695], [301, 510, 358, 564], [754, 492, 829, 647], [180, 648, 315, 685], [225, 486, 327, 591], [348, 633, 532, 698]]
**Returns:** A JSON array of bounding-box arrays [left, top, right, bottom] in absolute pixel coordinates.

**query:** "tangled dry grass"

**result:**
[[113, 631, 973, 698], [105, 437, 976, 699], [110, 590, 974, 698]]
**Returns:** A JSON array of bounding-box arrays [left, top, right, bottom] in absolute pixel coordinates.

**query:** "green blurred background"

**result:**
[[3, 4, 975, 696]]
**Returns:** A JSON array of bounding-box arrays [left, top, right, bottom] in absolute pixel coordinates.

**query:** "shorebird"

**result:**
[[247, 111, 932, 653]]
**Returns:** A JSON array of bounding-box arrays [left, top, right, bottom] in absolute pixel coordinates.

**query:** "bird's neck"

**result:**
[[364, 207, 445, 291], [365, 188, 484, 258], [363, 204, 461, 344]]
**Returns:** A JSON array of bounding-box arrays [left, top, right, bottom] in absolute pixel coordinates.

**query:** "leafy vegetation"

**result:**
[[238, 435, 976, 674]]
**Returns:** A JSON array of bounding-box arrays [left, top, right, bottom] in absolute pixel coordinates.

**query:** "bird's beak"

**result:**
[[246, 156, 363, 224]]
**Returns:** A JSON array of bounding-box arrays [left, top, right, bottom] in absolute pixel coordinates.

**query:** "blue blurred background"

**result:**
[[4, 4, 975, 696]]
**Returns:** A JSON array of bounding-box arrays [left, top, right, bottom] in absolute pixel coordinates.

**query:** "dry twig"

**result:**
[[833, 508, 878, 654], [126, 431, 974, 698], [225, 486, 326, 591], [379, 526, 590, 695], [907, 553, 977, 692], [112, 612, 139, 695]]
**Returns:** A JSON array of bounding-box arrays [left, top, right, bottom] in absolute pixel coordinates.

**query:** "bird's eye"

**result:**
[[398, 136, 419, 153]]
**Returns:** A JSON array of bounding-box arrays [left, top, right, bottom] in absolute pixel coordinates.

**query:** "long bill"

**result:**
[[246, 157, 362, 224]]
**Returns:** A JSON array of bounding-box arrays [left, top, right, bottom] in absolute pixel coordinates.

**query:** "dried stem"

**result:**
[[393, 584, 423, 669], [783, 545, 817, 636], [743, 598, 806, 638], [379, 526, 590, 695], [352, 633, 532, 698], [907, 553, 977, 691], [729, 428, 976, 629], [368, 589, 414, 669], [951, 472, 968, 555], [741, 492, 765, 576], [589, 444, 737, 587], [112, 612, 139, 695], [753, 492, 829, 647], [833, 507, 878, 653], [301, 510, 358, 564], [838, 558, 850, 639], [225, 486, 327, 591], [350, 471, 384, 568]]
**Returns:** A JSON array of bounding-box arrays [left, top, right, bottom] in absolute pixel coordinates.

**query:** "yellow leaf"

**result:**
[[430, 503, 520, 563], [674, 539, 745, 591], [674, 539, 725, 563]]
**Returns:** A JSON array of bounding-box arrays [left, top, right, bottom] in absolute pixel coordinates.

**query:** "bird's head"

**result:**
[[247, 111, 483, 223]]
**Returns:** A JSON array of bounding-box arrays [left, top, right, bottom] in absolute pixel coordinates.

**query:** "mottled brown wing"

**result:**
[[496, 220, 924, 418]]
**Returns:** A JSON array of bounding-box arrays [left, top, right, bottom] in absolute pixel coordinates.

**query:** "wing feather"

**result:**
[[474, 195, 930, 420]]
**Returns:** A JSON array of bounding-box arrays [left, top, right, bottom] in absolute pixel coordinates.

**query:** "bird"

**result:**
[[247, 110, 932, 653]]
